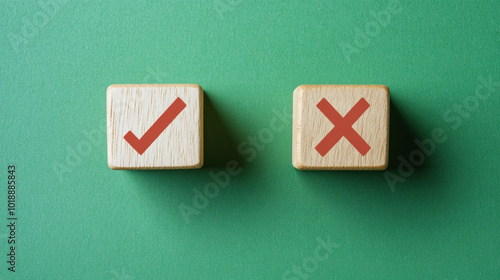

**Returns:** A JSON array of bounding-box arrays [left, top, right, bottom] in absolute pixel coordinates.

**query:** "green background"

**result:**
[[1, 0, 499, 279]]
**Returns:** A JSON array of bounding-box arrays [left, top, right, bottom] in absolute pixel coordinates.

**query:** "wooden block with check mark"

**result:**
[[107, 84, 203, 169], [292, 85, 389, 170]]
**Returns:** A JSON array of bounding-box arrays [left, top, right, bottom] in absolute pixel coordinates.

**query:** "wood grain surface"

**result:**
[[293, 85, 389, 170], [107, 84, 203, 170]]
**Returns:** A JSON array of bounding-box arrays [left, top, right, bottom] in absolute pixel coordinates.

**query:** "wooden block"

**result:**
[[107, 84, 203, 170], [292, 85, 389, 170]]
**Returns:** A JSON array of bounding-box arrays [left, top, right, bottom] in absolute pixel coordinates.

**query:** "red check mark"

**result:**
[[124, 97, 186, 155]]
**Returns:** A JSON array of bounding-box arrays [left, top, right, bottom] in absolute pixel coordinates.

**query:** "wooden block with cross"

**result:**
[[292, 85, 389, 170]]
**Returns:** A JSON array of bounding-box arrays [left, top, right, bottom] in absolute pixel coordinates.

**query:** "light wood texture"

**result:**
[[292, 85, 389, 170], [107, 84, 203, 170]]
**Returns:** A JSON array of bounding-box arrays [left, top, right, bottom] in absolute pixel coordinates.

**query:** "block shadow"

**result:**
[[386, 99, 429, 173], [203, 91, 245, 168]]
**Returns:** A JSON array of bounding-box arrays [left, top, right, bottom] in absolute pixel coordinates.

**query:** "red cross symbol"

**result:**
[[315, 98, 371, 157]]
